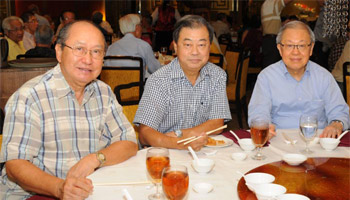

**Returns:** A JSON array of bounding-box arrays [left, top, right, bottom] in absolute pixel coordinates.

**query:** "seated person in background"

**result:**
[[2, 16, 26, 61], [141, 13, 153, 46], [105, 14, 161, 79], [20, 11, 38, 51], [91, 11, 111, 44], [25, 25, 56, 58], [91, 11, 113, 35], [55, 10, 75, 38], [248, 20, 349, 139], [211, 13, 230, 39], [331, 40, 350, 93], [134, 15, 231, 151], [0, 20, 138, 199]]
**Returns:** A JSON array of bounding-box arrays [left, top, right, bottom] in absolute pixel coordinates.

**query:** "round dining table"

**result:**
[[86, 129, 350, 200]]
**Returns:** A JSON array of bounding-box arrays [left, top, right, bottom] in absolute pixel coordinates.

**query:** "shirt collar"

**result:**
[[280, 60, 311, 79], [170, 58, 211, 83]]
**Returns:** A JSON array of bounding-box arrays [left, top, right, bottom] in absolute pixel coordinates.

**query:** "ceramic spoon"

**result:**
[[337, 130, 348, 141], [229, 130, 241, 142], [188, 146, 200, 164]]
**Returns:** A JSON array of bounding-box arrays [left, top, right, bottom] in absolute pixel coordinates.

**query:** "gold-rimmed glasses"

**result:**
[[62, 43, 105, 60], [279, 43, 312, 51]]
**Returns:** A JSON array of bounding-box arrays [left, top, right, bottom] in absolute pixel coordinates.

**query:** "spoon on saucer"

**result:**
[[188, 146, 200, 164], [230, 130, 241, 142]]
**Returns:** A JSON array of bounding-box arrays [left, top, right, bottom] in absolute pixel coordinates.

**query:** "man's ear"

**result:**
[[277, 43, 283, 57], [173, 40, 177, 53], [309, 43, 315, 56], [55, 44, 62, 63]]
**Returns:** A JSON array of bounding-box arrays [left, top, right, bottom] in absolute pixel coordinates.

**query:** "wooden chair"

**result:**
[[343, 62, 350, 107], [226, 49, 250, 128], [101, 56, 144, 104], [220, 44, 227, 55], [209, 53, 224, 68], [16, 54, 56, 59]]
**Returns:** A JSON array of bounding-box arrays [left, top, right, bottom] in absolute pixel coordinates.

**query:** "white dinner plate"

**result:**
[[205, 136, 233, 148]]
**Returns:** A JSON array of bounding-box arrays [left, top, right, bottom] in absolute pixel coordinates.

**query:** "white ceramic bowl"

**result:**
[[244, 172, 275, 191], [282, 154, 307, 166], [231, 152, 247, 161], [254, 183, 287, 200], [192, 182, 214, 193], [320, 138, 340, 151], [238, 138, 256, 152], [192, 158, 215, 174], [276, 193, 310, 200]]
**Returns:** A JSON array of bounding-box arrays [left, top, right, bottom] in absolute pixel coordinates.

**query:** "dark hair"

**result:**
[[60, 10, 75, 22], [173, 15, 214, 44], [35, 25, 53, 45], [92, 11, 103, 25], [20, 11, 34, 23], [56, 20, 107, 51], [217, 13, 227, 21]]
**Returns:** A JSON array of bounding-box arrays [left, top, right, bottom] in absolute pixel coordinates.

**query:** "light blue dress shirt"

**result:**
[[105, 33, 162, 78], [248, 60, 349, 130]]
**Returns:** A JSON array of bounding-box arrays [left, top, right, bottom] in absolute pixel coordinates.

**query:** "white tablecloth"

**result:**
[[87, 129, 350, 200]]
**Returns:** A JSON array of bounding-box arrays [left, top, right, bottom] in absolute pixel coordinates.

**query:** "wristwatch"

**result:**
[[175, 129, 183, 138], [95, 152, 106, 168], [330, 120, 344, 128]]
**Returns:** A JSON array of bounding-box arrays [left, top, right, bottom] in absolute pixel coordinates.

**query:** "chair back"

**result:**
[[225, 50, 240, 84], [219, 44, 227, 55], [236, 49, 250, 100], [343, 62, 350, 106], [209, 53, 224, 68], [16, 54, 55, 59], [101, 56, 144, 104], [122, 104, 142, 149]]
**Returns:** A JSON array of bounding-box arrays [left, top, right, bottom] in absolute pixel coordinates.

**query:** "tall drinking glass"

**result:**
[[299, 114, 318, 154], [162, 165, 189, 200], [146, 147, 170, 200], [160, 47, 168, 56], [250, 118, 269, 160]]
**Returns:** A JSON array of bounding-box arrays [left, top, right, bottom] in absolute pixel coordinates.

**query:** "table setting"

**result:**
[[87, 120, 350, 200]]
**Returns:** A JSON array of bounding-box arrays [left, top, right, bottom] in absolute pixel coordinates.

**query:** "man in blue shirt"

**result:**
[[105, 14, 161, 79], [248, 20, 349, 138]]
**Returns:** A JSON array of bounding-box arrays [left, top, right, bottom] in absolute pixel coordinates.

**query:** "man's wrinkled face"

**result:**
[[174, 25, 211, 72], [6, 20, 24, 43]]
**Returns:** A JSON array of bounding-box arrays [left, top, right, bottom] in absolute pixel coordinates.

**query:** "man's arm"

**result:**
[[139, 119, 224, 151], [6, 160, 92, 199], [67, 140, 137, 178]]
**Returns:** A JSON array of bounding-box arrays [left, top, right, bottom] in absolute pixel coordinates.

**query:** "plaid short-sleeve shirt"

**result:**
[[134, 58, 231, 133], [0, 64, 136, 199]]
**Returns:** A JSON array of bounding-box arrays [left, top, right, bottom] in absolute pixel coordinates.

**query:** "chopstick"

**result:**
[[93, 180, 152, 186], [177, 125, 227, 144]]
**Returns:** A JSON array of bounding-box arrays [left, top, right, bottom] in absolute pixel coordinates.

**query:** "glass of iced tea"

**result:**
[[162, 165, 189, 200], [146, 147, 170, 200], [250, 118, 269, 160]]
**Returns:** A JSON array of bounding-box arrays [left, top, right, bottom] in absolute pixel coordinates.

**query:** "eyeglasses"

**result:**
[[8, 27, 24, 32], [28, 19, 39, 24], [279, 43, 312, 51], [63, 43, 105, 60]]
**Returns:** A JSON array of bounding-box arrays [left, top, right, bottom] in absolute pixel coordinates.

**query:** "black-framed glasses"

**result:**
[[279, 43, 312, 51], [8, 27, 24, 32], [62, 43, 105, 60]]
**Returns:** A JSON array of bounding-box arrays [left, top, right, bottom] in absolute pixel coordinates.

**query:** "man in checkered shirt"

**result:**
[[134, 15, 231, 151]]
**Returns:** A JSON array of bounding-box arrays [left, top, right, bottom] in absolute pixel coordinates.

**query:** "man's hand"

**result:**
[[66, 154, 99, 179], [268, 124, 277, 139], [320, 122, 343, 138], [57, 177, 93, 200], [187, 132, 208, 151]]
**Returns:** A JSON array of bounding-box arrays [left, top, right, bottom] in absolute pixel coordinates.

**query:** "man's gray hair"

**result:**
[[56, 20, 107, 51], [276, 20, 315, 44], [2, 16, 23, 31], [35, 25, 53, 45], [173, 15, 214, 44], [119, 14, 141, 35]]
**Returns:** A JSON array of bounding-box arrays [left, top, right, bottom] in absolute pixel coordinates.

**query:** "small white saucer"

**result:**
[[193, 183, 214, 194]]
